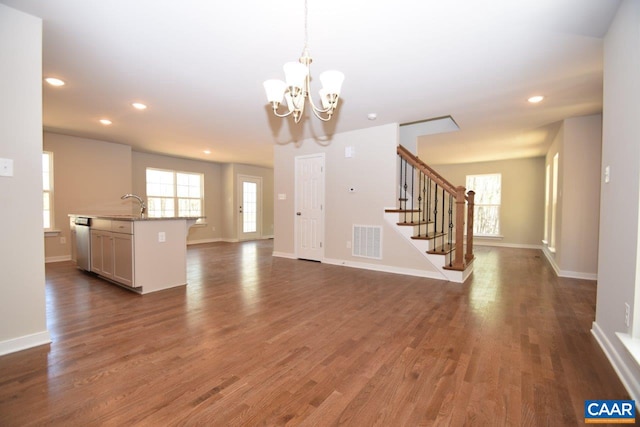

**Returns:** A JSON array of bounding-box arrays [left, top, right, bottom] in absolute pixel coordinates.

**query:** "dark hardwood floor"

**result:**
[[0, 241, 629, 426]]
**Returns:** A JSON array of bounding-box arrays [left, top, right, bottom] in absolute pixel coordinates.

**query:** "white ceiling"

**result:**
[[1, 0, 621, 167]]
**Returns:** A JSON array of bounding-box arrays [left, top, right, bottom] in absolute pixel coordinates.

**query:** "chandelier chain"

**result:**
[[303, 0, 309, 52]]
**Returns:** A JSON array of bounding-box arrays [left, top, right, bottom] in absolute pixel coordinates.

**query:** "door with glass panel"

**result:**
[[238, 175, 262, 241]]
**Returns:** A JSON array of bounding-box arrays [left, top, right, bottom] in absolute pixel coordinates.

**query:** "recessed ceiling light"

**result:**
[[528, 95, 544, 103], [99, 119, 112, 125], [45, 77, 65, 87], [203, 150, 211, 154], [367, 113, 377, 121], [131, 102, 147, 110]]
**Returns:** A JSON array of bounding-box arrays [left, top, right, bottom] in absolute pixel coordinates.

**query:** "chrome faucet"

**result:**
[[121, 194, 146, 217]]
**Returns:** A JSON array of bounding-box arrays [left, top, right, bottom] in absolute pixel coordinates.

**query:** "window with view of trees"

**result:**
[[466, 173, 501, 236], [145, 168, 203, 219]]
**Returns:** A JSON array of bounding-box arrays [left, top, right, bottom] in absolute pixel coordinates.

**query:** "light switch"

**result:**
[[158, 231, 166, 242], [604, 166, 610, 183], [345, 146, 355, 158], [0, 158, 14, 177], [278, 193, 286, 200]]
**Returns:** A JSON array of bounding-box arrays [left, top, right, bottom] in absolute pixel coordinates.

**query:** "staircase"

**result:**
[[384, 145, 475, 283]]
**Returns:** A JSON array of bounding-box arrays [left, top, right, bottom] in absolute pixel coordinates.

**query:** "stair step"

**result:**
[[385, 208, 421, 213], [427, 243, 455, 255], [397, 220, 431, 226], [443, 256, 475, 272], [410, 231, 445, 240]]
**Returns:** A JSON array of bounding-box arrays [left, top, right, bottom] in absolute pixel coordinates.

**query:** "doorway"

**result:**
[[238, 175, 262, 241], [295, 154, 325, 261]]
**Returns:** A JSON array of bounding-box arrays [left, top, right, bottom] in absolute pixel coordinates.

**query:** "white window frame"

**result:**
[[145, 168, 204, 221], [43, 151, 54, 230], [466, 173, 502, 237]]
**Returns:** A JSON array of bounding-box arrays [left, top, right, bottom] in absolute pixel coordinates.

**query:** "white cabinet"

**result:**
[[75, 215, 197, 294], [91, 220, 134, 288]]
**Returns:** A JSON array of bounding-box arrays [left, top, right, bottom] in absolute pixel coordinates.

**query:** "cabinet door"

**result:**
[[90, 230, 103, 274], [112, 233, 134, 287], [102, 233, 114, 278]]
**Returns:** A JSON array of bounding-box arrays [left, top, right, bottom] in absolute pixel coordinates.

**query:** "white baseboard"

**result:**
[[45, 255, 72, 263], [0, 330, 51, 356], [272, 251, 296, 259], [475, 241, 543, 250], [592, 321, 640, 403], [323, 257, 447, 281], [542, 247, 597, 280], [187, 238, 223, 245]]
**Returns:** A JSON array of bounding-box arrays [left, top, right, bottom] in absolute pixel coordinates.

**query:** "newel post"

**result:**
[[466, 190, 475, 263], [454, 186, 466, 270]]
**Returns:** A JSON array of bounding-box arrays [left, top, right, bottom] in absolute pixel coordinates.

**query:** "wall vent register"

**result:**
[[352, 225, 382, 260]]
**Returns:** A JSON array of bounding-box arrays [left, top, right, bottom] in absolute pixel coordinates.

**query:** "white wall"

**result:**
[[0, 5, 50, 355], [592, 0, 640, 403], [274, 123, 441, 276]]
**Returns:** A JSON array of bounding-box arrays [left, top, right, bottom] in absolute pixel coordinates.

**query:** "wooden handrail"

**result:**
[[397, 145, 457, 196], [397, 144, 474, 271]]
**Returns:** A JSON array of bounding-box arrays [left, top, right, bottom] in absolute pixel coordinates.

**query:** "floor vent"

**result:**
[[353, 225, 382, 259]]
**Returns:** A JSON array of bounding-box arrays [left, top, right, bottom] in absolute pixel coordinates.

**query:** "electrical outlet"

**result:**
[[59, 236, 66, 244], [158, 231, 166, 243], [625, 303, 630, 327]]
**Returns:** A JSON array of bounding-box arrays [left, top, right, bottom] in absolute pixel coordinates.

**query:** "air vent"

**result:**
[[353, 225, 382, 259]]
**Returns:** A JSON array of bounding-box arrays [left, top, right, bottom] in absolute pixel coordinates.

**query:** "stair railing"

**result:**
[[396, 145, 475, 269]]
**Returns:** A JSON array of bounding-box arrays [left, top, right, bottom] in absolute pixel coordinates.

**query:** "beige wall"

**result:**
[[132, 151, 223, 243], [132, 153, 275, 243], [559, 114, 602, 276], [221, 164, 235, 239], [593, 0, 640, 402], [43, 132, 132, 260], [274, 123, 440, 274], [543, 114, 602, 278], [237, 164, 274, 239], [0, 5, 49, 353], [43, 134, 274, 258], [431, 157, 546, 248]]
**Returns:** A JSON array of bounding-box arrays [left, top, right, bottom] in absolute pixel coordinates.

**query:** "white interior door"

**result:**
[[295, 154, 325, 261], [238, 175, 262, 241]]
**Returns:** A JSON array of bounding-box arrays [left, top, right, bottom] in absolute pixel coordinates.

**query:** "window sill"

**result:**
[[44, 229, 61, 237], [617, 332, 640, 368]]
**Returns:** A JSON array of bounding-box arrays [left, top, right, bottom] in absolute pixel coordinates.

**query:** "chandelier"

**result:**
[[263, 0, 345, 123]]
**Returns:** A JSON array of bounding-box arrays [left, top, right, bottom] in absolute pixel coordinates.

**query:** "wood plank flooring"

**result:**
[[0, 241, 629, 426]]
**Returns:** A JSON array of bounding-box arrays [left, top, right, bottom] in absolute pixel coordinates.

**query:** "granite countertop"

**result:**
[[69, 214, 204, 221]]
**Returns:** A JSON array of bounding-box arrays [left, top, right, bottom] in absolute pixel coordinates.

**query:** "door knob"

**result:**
[[296, 212, 301, 216]]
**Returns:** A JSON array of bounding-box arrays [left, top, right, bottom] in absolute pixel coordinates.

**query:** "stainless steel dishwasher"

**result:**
[[74, 217, 92, 271]]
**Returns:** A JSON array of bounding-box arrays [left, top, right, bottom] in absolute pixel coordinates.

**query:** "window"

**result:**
[[466, 173, 501, 236], [549, 153, 559, 252], [146, 168, 203, 219], [43, 152, 53, 229]]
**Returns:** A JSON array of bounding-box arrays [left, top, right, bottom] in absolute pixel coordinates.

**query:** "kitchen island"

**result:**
[[70, 214, 200, 294]]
